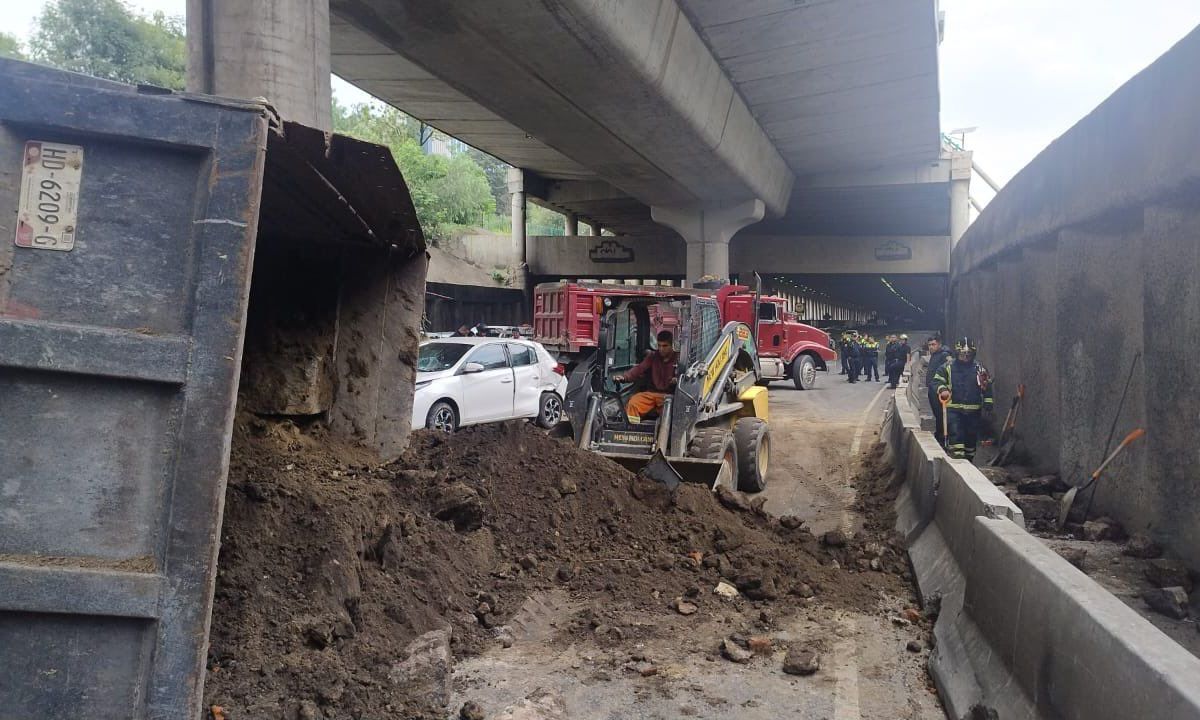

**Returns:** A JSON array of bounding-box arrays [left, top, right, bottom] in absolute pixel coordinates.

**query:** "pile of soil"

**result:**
[[204, 419, 909, 719]]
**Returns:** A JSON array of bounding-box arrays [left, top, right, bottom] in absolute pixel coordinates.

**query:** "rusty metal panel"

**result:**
[[0, 59, 266, 719]]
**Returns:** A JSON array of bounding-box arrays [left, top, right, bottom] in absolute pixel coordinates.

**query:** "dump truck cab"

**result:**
[[564, 293, 770, 492]]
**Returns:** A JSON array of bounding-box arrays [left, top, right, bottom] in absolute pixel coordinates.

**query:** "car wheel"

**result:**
[[537, 392, 563, 428], [791, 355, 817, 390], [426, 401, 458, 433]]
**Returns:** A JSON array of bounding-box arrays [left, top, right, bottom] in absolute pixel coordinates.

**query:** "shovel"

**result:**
[[989, 384, 1025, 466], [1057, 428, 1145, 530], [940, 394, 950, 451]]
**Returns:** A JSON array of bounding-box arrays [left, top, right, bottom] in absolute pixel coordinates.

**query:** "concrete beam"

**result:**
[[329, 0, 794, 215], [526, 234, 684, 278], [732, 234, 950, 276], [652, 199, 765, 283]]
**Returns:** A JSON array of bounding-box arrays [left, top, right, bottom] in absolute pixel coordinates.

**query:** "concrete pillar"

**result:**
[[949, 151, 973, 247], [186, 0, 332, 131], [565, 212, 578, 236], [651, 199, 765, 285], [594, 223, 604, 236]]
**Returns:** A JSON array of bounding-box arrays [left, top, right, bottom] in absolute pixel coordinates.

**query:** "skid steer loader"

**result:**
[[563, 293, 770, 492]]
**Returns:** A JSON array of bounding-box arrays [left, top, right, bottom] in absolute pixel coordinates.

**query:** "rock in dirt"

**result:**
[[780, 515, 805, 530], [907, 639, 924, 652], [432, 482, 485, 531], [748, 636, 774, 655], [1124, 534, 1163, 559], [1055, 547, 1088, 572], [495, 689, 567, 720], [1145, 558, 1194, 592], [977, 467, 1011, 486], [715, 486, 750, 512], [822, 529, 848, 547], [672, 598, 699, 616], [460, 700, 487, 720], [714, 581, 739, 598], [721, 638, 754, 664], [389, 628, 452, 711], [1016, 475, 1065, 495], [1082, 517, 1124, 542], [1143, 587, 1190, 620], [782, 648, 821, 676], [791, 582, 815, 599], [1012, 494, 1059, 522]]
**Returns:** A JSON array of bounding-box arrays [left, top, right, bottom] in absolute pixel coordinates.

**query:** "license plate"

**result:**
[[16, 141, 84, 252]]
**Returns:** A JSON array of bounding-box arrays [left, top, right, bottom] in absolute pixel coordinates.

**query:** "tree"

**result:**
[[30, 0, 185, 89], [332, 100, 498, 238], [0, 33, 24, 60]]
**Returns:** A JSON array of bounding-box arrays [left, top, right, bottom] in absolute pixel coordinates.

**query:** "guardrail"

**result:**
[[881, 376, 1200, 720]]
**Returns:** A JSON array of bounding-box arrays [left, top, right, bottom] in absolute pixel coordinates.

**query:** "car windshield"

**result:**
[[418, 342, 471, 372]]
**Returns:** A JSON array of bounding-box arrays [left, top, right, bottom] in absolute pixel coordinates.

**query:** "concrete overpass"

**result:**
[[319, 0, 961, 288]]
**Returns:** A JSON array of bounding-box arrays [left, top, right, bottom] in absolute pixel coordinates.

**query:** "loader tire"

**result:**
[[689, 426, 738, 492], [733, 417, 769, 493]]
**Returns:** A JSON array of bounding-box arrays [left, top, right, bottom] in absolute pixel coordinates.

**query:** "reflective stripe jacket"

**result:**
[[933, 359, 994, 411], [926, 349, 952, 391]]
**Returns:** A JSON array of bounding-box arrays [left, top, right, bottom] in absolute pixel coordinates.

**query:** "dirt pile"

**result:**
[[204, 419, 909, 719]]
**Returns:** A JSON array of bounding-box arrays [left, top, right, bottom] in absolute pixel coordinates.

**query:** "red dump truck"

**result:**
[[533, 281, 836, 389]]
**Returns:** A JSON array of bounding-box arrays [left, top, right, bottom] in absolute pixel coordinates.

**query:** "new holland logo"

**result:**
[[589, 239, 635, 263], [874, 240, 912, 261]]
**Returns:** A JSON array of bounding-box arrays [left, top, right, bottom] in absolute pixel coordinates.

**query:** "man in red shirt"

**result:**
[[614, 330, 679, 423]]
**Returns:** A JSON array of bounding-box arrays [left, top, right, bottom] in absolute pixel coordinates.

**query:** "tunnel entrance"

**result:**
[[738, 273, 947, 330]]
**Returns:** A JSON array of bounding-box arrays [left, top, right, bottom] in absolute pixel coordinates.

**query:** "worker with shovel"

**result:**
[[934, 336, 994, 461]]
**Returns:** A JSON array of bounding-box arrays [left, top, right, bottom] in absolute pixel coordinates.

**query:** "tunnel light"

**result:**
[[880, 276, 923, 313]]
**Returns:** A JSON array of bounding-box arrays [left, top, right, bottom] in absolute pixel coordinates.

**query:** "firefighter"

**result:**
[[925, 335, 952, 445], [613, 330, 678, 423], [934, 336, 994, 461], [862, 336, 880, 382]]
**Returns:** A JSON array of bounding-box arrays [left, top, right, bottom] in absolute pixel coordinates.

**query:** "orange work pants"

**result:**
[[626, 391, 667, 422]]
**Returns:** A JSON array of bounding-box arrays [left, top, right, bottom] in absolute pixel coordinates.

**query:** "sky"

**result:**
[[5, 0, 1200, 198]]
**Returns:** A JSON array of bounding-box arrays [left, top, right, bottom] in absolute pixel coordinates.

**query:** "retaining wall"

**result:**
[[881, 380, 1200, 720], [949, 26, 1200, 567]]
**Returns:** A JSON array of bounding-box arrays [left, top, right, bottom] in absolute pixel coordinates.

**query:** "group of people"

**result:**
[[837, 332, 911, 388], [924, 334, 993, 462]]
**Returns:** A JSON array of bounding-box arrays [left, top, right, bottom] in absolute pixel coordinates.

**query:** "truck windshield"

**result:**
[[417, 342, 471, 372]]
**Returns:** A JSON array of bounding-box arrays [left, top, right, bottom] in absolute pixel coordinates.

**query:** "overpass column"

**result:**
[[652, 199, 765, 284], [949, 151, 973, 246], [565, 212, 579, 236], [186, 0, 332, 130]]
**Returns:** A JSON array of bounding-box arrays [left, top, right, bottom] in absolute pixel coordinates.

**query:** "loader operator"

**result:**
[[934, 336, 994, 461], [613, 330, 678, 424]]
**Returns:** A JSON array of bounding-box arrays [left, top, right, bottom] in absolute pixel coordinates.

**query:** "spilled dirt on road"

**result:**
[[204, 419, 917, 719]]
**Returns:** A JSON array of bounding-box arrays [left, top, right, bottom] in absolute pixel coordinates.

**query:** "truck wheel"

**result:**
[[689, 426, 738, 492], [733, 417, 769, 492], [791, 355, 817, 390], [426, 401, 458, 433]]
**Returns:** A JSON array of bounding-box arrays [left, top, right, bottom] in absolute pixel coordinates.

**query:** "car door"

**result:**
[[459, 342, 515, 424], [507, 342, 542, 418]]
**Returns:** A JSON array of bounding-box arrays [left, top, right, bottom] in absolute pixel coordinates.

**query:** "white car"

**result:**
[[412, 337, 568, 433]]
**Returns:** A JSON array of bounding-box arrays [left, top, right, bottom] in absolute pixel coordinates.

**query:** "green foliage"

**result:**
[[0, 32, 24, 60], [30, 0, 185, 89], [527, 204, 566, 236], [332, 100, 499, 239]]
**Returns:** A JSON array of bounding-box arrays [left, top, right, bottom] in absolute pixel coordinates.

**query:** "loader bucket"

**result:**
[[607, 450, 727, 489], [638, 450, 682, 490]]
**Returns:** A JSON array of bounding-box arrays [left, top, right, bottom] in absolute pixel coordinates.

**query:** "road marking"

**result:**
[[831, 614, 863, 720], [849, 384, 890, 457]]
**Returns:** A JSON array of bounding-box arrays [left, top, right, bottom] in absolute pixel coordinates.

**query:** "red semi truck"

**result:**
[[533, 281, 837, 389]]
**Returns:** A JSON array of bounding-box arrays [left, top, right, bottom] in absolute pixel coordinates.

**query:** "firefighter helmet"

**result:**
[[954, 336, 977, 359]]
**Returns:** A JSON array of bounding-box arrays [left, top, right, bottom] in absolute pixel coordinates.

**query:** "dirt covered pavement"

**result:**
[[205, 390, 935, 719]]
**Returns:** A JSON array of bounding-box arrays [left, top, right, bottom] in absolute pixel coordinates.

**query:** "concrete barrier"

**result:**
[[882, 385, 1200, 720]]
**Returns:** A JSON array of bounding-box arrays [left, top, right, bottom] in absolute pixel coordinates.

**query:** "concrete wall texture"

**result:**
[[732, 234, 950, 276], [950, 26, 1200, 567]]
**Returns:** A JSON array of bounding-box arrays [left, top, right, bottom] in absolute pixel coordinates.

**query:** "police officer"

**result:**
[[925, 335, 952, 446], [844, 334, 862, 383], [862, 336, 880, 382], [934, 337, 994, 461], [888, 334, 910, 388], [884, 335, 899, 386], [838, 333, 850, 375]]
